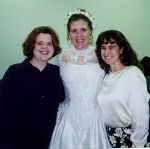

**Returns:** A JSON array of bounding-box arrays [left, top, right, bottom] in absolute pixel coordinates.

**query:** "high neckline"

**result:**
[[71, 45, 93, 62], [73, 45, 93, 56]]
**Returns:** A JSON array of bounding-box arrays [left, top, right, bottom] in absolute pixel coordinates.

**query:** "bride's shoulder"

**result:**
[[60, 48, 72, 60], [55, 48, 72, 65], [62, 48, 72, 54]]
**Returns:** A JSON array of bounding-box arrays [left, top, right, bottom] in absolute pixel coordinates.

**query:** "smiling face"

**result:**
[[32, 33, 54, 63], [69, 19, 91, 50], [101, 41, 123, 70]]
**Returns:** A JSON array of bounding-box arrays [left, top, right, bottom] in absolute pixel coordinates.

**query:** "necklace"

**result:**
[[70, 45, 93, 62]]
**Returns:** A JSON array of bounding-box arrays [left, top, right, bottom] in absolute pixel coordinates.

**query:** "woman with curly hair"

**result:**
[[96, 30, 149, 148], [1, 26, 65, 149]]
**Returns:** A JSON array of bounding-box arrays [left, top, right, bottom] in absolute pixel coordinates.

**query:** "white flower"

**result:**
[[120, 138, 124, 144], [109, 136, 116, 144], [114, 128, 123, 137], [65, 8, 97, 29], [124, 128, 131, 134], [121, 145, 128, 148]]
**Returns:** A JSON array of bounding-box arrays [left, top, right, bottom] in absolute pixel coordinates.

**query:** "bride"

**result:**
[[49, 8, 110, 149]]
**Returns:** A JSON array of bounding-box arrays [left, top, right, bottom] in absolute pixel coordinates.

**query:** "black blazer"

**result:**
[[0, 59, 65, 149]]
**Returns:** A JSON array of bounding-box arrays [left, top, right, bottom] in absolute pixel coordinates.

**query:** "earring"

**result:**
[[67, 36, 72, 47], [89, 34, 93, 45]]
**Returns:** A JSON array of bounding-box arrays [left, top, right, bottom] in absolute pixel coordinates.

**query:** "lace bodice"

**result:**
[[56, 46, 104, 108], [55, 46, 105, 145]]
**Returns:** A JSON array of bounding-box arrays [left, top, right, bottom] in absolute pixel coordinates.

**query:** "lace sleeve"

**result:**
[[55, 54, 61, 67], [55, 52, 66, 67], [55, 50, 71, 107]]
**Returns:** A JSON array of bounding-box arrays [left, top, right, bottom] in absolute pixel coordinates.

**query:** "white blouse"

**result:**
[[97, 65, 150, 147]]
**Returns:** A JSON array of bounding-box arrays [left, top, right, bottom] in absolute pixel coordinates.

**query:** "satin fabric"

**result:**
[[49, 106, 110, 149], [97, 66, 150, 147], [49, 46, 110, 149]]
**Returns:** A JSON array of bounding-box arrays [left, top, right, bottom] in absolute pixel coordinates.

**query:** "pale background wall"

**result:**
[[0, 0, 150, 78]]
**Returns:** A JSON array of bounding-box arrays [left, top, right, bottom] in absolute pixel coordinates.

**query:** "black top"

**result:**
[[146, 76, 150, 93], [0, 59, 65, 149]]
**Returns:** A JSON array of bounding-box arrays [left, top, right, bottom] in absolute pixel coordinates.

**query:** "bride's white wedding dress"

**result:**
[[49, 45, 110, 149]]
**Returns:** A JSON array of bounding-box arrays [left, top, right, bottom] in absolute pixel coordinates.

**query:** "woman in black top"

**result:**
[[140, 56, 150, 93], [0, 26, 65, 149]]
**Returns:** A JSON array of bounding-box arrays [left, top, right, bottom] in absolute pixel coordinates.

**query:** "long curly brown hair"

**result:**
[[96, 30, 141, 74]]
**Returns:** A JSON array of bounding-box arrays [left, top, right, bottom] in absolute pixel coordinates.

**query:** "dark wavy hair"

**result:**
[[23, 26, 61, 60], [140, 56, 150, 77], [96, 30, 140, 74]]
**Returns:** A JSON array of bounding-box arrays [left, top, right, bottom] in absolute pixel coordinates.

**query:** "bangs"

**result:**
[[102, 38, 116, 45]]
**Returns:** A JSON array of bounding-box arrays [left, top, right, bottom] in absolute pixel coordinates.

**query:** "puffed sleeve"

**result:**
[[128, 66, 150, 147], [55, 51, 70, 105], [55, 51, 66, 67], [55, 53, 61, 67]]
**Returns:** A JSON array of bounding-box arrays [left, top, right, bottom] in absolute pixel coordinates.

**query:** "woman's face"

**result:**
[[32, 33, 54, 63], [69, 19, 91, 50], [101, 42, 123, 68]]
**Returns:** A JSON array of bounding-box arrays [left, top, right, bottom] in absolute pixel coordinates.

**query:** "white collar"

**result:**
[[71, 45, 93, 62]]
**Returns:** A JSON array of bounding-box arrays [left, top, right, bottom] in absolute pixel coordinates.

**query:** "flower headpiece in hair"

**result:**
[[66, 8, 97, 29]]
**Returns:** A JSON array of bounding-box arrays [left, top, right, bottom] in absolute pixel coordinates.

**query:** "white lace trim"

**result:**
[[70, 45, 93, 62]]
